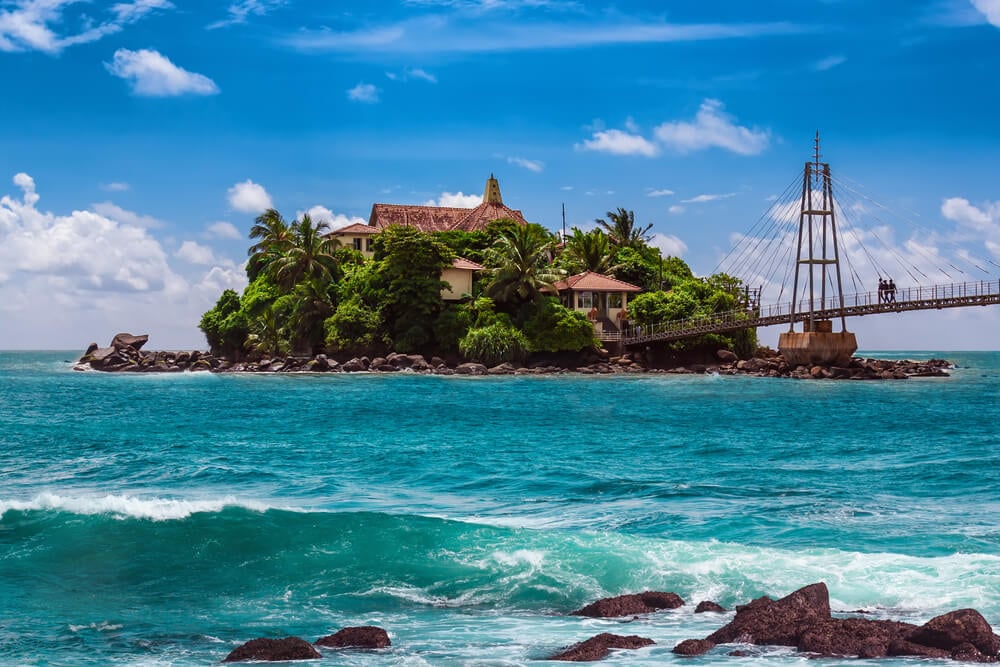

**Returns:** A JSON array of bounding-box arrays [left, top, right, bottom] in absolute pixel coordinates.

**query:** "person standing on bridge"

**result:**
[[888, 279, 897, 303], [878, 279, 886, 303]]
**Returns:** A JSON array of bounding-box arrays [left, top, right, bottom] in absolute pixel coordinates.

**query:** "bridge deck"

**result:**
[[621, 279, 1000, 346]]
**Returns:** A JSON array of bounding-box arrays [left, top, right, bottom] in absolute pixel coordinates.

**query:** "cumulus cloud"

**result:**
[[106, 48, 219, 97], [654, 99, 770, 155], [0, 172, 247, 349], [175, 240, 218, 265], [227, 180, 273, 214], [507, 156, 543, 172], [577, 129, 660, 157], [347, 82, 380, 103], [205, 221, 243, 240], [941, 196, 1000, 257], [92, 201, 164, 228], [647, 189, 675, 197], [971, 0, 1000, 26], [649, 232, 688, 257], [424, 192, 482, 207], [296, 205, 367, 230], [0, 0, 172, 54]]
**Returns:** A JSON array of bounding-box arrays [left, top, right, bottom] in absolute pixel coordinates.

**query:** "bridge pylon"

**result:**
[[778, 132, 858, 366]]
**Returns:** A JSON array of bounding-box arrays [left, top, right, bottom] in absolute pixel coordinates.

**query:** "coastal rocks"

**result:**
[[455, 362, 488, 375], [696, 601, 728, 613], [315, 626, 391, 649], [716, 349, 739, 363], [549, 633, 654, 662], [572, 592, 684, 618], [716, 355, 951, 381], [673, 583, 1000, 662], [223, 637, 321, 662]]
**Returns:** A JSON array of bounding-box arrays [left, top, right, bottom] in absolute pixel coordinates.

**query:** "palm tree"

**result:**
[[562, 227, 616, 274], [484, 225, 563, 308], [270, 214, 340, 289], [596, 207, 654, 249], [285, 276, 336, 354], [247, 208, 293, 281]]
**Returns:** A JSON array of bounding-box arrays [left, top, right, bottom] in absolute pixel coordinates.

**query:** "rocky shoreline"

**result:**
[[74, 333, 952, 380], [219, 583, 1000, 663]]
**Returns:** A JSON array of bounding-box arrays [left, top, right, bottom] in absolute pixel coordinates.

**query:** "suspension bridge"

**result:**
[[621, 134, 1000, 355]]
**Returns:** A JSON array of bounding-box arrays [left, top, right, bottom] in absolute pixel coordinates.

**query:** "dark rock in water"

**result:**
[[695, 601, 727, 613], [315, 626, 391, 649], [84, 342, 98, 356], [888, 638, 952, 659], [111, 333, 148, 351], [797, 618, 917, 658], [455, 362, 487, 376], [342, 358, 365, 372], [907, 609, 1000, 658], [549, 632, 654, 661], [223, 637, 321, 662], [673, 638, 716, 656], [572, 591, 684, 618], [706, 582, 830, 647]]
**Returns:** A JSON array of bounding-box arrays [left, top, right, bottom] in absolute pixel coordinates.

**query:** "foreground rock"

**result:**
[[695, 600, 727, 613], [572, 591, 684, 618], [223, 637, 321, 662], [673, 582, 1000, 662], [315, 626, 391, 649], [549, 633, 654, 662]]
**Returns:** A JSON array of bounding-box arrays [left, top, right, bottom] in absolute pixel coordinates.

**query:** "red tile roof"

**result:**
[[369, 201, 527, 233], [329, 223, 378, 235], [451, 257, 485, 271], [552, 271, 642, 293]]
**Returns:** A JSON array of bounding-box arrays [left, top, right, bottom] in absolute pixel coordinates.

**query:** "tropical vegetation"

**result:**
[[199, 206, 756, 363]]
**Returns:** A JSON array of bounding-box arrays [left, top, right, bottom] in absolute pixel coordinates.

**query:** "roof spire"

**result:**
[[483, 173, 503, 205]]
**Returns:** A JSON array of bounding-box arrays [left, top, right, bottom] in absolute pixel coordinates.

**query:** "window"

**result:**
[[577, 292, 593, 309], [352, 238, 362, 251], [608, 293, 622, 308], [365, 237, 374, 252]]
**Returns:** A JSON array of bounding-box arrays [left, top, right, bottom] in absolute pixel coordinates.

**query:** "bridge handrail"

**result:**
[[623, 279, 1000, 342]]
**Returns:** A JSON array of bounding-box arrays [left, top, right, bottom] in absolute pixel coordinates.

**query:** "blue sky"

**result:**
[[1, 0, 999, 349]]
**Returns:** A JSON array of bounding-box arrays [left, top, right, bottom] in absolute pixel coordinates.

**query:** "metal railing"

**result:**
[[622, 279, 1000, 346]]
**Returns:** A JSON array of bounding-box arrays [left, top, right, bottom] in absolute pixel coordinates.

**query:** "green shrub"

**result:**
[[522, 298, 596, 352], [459, 323, 529, 366], [324, 296, 384, 355]]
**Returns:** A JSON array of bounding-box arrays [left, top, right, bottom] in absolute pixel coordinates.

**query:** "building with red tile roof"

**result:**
[[369, 174, 528, 233], [553, 271, 642, 340]]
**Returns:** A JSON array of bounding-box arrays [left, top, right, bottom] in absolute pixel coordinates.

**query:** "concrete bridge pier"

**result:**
[[778, 320, 857, 367]]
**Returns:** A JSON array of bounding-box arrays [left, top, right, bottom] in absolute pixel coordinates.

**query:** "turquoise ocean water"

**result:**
[[1, 350, 999, 665]]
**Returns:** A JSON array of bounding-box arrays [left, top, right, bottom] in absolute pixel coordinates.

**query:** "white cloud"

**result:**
[[347, 82, 380, 103], [813, 54, 846, 71], [647, 189, 675, 197], [408, 67, 437, 83], [209, 0, 287, 29], [681, 192, 737, 204], [92, 201, 164, 228], [424, 192, 482, 207], [971, 0, 1000, 26], [654, 99, 770, 155], [0, 172, 247, 349], [668, 205, 685, 215], [577, 129, 660, 157], [649, 232, 687, 257], [296, 205, 367, 230], [560, 185, 574, 191], [0, 0, 172, 54], [175, 240, 218, 265], [100, 182, 130, 192], [206, 221, 243, 240], [227, 180, 272, 214], [106, 48, 219, 97], [507, 156, 544, 172], [941, 196, 1000, 257]]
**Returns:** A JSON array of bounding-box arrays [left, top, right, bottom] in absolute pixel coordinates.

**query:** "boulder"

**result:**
[[111, 333, 149, 351], [705, 582, 831, 647], [673, 638, 716, 656], [549, 633, 654, 662], [717, 349, 738, 363], [223, 637, 321, 662], [313, 354, 330, 371], [487, 362, 516, 375], [907, 609, 1000, 657], [572, 591, 684, 618], [342, 358, 366, 372], [83, 342, 98, 356], [89, 347, 116, 363], [695, 601, 727, 613], [455, 362, 487, 376], [315, 626, 391, 649], [796, 618, 917, 658]]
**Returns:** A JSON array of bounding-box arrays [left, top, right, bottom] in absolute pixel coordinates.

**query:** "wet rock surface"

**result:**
[[315, 626, 391, 649], [549, 632, 654, 662], [223, 637, 321, 662], [572, 591, 685, 618]]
